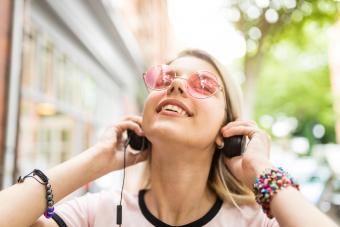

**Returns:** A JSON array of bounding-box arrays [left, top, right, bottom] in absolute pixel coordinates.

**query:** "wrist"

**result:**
[[243, 158, 276, 189], [253, 167, 300, 218], [83, 145, 118, 177], [252, 160, 277, 177]]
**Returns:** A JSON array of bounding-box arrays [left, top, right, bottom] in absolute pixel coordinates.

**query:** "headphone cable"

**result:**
[[116, 137, 130, 226]]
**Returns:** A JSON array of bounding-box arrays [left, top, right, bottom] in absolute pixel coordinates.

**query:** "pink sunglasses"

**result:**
[[143, 64, 223, 99]]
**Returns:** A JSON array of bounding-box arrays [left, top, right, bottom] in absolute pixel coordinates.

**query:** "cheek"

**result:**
[[142, 91, 164, 125], [196, 98, 224, 116], [143, 91, 163, 112], [194, 99, 225, 128]]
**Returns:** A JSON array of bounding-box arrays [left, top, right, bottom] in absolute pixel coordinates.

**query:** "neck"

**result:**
[[144, 142, 217, 226]]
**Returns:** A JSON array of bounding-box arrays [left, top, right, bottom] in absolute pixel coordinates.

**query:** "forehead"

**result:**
[[169, 56, 220, 78]]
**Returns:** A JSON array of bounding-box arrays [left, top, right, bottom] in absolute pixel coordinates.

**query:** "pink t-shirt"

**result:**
[[54, 189, 279, 227]]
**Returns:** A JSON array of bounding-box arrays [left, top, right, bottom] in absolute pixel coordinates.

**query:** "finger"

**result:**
[[223, 155, 244, 181], [222, 120, 257, 130], [116, 121, 144, 136], [221, 120, 258, 134], [123, 115, 143, 126], [221, 125, 260, 139], [122, 116, 145, 135]]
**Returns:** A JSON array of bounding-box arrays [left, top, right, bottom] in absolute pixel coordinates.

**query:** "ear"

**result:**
[[215, 132, 224, 147]]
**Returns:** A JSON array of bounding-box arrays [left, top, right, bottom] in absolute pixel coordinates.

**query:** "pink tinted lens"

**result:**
[[187, 72, 219, 98], [144, 65, 175, 90]]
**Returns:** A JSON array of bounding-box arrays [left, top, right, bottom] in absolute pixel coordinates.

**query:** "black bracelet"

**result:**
[[17, 169, 55, 218]]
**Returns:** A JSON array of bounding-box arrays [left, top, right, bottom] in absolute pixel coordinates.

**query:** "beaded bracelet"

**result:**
[[17, 169, 55, 218], [253, 167, 300, 218]]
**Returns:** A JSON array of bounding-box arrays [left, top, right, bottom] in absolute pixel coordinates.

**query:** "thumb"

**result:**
[[223, 155, 244, 182], [115, 146, 150, 169]]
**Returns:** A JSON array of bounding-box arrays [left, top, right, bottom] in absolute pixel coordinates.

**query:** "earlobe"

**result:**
[[216, 141, 224, 149], [215, 133, 224, 148]]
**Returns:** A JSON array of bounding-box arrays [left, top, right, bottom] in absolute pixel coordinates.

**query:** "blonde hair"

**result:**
[[140, 49, 256, 209]]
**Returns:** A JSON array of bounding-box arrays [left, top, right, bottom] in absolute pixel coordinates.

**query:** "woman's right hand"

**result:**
[[93, 115, 150, 172]]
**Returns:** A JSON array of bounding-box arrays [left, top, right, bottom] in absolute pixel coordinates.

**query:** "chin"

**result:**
[[143, 120, 188, 143]]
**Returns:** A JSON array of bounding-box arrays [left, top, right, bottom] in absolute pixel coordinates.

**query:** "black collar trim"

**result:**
[[138, 189, 223, 227]]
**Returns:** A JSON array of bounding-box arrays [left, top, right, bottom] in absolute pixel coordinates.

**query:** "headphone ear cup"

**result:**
[[218, 135, 246, 158], [127, 129, 150, 150]]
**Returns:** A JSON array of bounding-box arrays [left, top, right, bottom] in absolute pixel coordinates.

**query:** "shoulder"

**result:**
[[54, 189, 140, 227], [211, 202, 279, 227], [61, 189, 140, 210]]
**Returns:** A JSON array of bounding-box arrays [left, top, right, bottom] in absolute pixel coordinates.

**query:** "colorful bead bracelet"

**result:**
[[253, 167, 300, 218], [17, 169, 55, 218]]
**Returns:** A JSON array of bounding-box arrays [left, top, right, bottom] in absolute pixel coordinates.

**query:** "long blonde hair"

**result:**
[[140, 49, 255, 208]]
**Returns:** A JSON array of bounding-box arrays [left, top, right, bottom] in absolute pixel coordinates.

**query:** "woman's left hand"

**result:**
[[221, 120, 276, 189]]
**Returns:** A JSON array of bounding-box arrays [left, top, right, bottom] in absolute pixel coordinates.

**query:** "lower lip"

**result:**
[[158, 109, 188, 117]]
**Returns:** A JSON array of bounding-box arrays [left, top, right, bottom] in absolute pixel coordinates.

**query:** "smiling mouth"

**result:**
[[156, 104, 193, 117], [156, 99, 194, 117], [161, 104, 189, 117]]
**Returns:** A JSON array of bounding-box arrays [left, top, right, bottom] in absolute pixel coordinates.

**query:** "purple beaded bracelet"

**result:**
[[18, 169, 55, 219], [253, 167, 300, 218], [43, 183, 55, 218]]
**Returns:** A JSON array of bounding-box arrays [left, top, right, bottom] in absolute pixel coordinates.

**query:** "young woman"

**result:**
[[0, 49, 337, 227]]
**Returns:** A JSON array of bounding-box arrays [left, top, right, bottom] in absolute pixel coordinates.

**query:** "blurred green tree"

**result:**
[[227, 0, 339, 146]]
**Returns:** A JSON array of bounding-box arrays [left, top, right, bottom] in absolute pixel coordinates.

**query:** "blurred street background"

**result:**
[[0, 0, 340, 224]]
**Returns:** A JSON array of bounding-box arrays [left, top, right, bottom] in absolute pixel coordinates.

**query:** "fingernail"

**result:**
[[222, 131, 230, 137]]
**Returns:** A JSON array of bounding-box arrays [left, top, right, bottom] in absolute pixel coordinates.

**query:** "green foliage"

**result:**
[[228, 0, 340, 55], [255, 21, 336, 143], [227, 0, 339, 145]]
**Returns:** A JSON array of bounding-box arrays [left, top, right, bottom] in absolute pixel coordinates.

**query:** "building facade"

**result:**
[[0, 0, 172, 192], [3, 0, 143, 190], [0, 0, 13, 189]]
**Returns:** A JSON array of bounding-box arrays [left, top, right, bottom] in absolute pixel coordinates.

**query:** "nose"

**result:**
[[166, 77, 188, 97]]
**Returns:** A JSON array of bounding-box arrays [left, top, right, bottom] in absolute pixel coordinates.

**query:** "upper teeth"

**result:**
[[162, 104, 188, 116]]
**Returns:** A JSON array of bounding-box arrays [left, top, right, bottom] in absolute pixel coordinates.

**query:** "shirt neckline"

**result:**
[[138, 189, 223, 227]]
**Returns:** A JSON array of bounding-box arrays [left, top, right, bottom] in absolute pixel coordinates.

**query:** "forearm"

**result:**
[[0, 146, 114, 227], [271, 187, 338, 227]]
